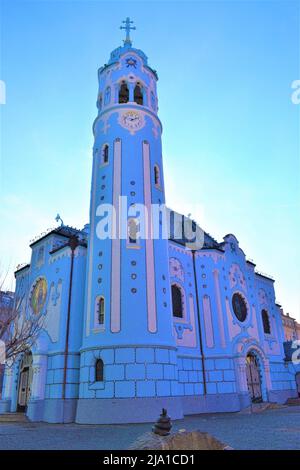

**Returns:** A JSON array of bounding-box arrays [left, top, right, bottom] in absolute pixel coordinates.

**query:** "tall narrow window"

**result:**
[[171, 284, 183, 318], [104, 86, 111, 105], [150, 91, 156, 110], [98, 94, 102, 111], [97, 297, 105, 325], [102, 144, 109, 164], [262, 309, 271, 334], [154, 164, 161, 188], [134, 84, 143, 105], [119, 82, 129, 103], [128, 218, 139, 244], [95, 359, 104, 382]]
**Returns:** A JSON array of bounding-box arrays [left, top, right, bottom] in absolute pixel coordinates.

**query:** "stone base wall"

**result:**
[[182, 393, 241, 415], [177, 355, 237, 396], [269, 361, 298, 394], [45, 353, 80, 400], [79, 346, 179, 399], [76, 396, 183, 424], [268, 389, 298, 404], [42, 398, 77, 423]]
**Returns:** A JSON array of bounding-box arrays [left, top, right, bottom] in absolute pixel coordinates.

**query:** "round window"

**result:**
[[232, 292, 248, 322]]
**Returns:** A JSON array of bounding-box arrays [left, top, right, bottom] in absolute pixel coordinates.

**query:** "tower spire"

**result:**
[[120, 17, 136, 46]]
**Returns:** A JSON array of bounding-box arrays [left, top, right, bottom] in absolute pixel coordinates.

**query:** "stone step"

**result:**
[[0, 412, 28, 423], [286, 397, 300, 406], [239, 402, 282, 414]]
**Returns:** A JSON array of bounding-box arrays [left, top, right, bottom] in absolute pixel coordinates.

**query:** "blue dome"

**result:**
[[108, 44, 148, 66]]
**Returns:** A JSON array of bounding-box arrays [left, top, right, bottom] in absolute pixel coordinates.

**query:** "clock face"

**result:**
[[120, 111, 143, 132]]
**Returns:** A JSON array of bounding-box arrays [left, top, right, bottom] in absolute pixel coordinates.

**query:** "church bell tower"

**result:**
[[77, 19, 182, 424]]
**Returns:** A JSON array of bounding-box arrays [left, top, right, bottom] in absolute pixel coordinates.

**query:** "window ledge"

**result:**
[[126, 244, 141, 250], [89, 381, 105, 391], [92, 327, 105, 334]]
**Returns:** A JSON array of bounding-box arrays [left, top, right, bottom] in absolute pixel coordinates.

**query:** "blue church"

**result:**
[[1, 19, 299, 424]]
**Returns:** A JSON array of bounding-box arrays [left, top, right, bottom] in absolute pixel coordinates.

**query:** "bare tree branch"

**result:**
[[0, 269, 44, 365]]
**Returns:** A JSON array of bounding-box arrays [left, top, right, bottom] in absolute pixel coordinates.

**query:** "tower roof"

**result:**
[[99, 18, 158, 80]]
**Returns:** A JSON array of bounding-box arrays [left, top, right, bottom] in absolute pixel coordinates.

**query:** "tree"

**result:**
[[0, 269, 44, 365]]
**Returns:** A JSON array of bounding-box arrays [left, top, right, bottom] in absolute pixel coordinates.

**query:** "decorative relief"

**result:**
[[247, 305, 259, 342], [49, 245, 86, 264], [226, 297, 241, 340], [258, 288, 268, 305], [173, 294, 197, 348], [44, 280, 62, 343], [51, 282, 61, 306], [36, 245, 45, 269], [152, 126, 159, 139], [174, 323, 192, 339], [196, 251, 225, 264], [229, 263, 247, 291], [203, 295, 214, 348], [169, 243, 193, 257], [99, 120, 111, 134], [125, 57, 137, 68], [169, 257, 184, 282]]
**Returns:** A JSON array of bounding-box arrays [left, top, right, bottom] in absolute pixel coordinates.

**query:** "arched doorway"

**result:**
[[17, 351, 33, 412], [246, 352, 263, 403], [296, 372, 300, 397]]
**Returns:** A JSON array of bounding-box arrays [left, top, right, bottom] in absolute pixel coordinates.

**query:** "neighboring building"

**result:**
[[280, 308, 300, 341], [280, 307, 300, 385], [0, 291, 15, 398], [0, 20, 299, 423], [0, 291, 14, 311]]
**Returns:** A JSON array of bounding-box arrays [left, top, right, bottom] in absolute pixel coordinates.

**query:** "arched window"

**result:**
[[134, 84, 143, 105], [262, 309, 271, 334], [128, 218, 139, 244], [102, 144, 109, 164], [171, 284, 183, 318], [119, 82, 129, 103], [97, 297, 105, 325], [154, 164, 161, 188], [95, 359, 104, 382]]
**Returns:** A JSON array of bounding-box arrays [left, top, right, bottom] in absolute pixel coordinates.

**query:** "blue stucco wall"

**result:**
[[1, 40, 299, 424]]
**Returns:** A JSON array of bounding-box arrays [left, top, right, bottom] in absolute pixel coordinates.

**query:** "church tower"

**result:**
[[77, 19, 182, 424]]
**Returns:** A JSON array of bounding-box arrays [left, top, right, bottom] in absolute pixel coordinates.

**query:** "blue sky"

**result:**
[[0, 0, 299, 320]]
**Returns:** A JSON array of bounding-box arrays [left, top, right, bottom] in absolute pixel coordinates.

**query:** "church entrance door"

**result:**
[[17, 351, 33, 412], [246, 353, 262, 403]]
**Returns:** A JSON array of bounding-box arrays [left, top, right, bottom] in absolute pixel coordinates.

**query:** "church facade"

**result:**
[[1, 20, 299, 424]]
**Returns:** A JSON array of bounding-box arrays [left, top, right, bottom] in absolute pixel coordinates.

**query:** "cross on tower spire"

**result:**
[[120, 17, 136, 46]]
